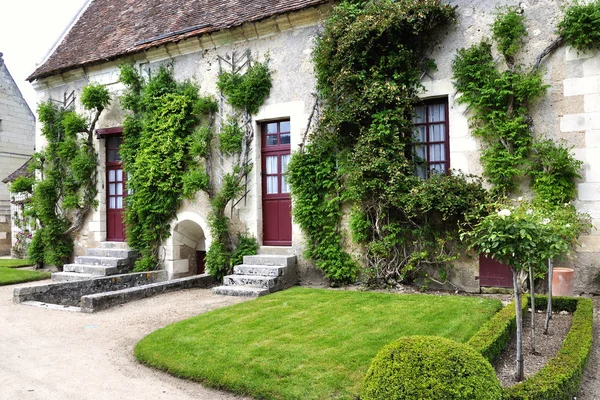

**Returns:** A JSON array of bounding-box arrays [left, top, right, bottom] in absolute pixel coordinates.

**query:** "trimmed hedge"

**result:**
[[469, 295, 593, 400], [362, 336, 503, 400], [467, 297, 528, 363], [504, 296, 593, 400]]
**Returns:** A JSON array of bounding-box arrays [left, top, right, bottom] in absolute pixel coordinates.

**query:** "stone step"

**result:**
[[74, 256, 128, 267], [223, 274, 279, 290], [99, 241, 130, 249], [242, 255, 296, 267], [85, 248, 137, 259], [258, 246, 294, 256], [234, 264, 287, 277], [51, 272, 95, 282], [63, 264, 118, 276], [212, 285, 270, 297]]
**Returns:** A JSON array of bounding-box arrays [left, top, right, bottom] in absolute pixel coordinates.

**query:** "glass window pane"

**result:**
[[429, 103, 445, 123], [280, 121, 290, 133], [107, 136, 117, 149], [267, 123, 278, 134], [108, 150, 117, 162], [266, 156, 278, 174], [416, 165, 427, 179], [414, 126, 426, 143], [109, 170, 116, 182], [267, 176, 278, 194], [281, 176, 291, 193], [413, 106, 426, 123], [114, 151, 121, 162], [415, 146, 426, 161], [109, 197, 116, 209], [430, 164, 445, 174], [116, 184, 123, 196], [116, 197, 123, 209], [281, 154, 291, 173], [280, 133, 291, 145], [116, 170, 123, 181], [429, 144, 445, 161], [266, 135, 278, 146], [431, 124, 446, 142], [109, 184, 116, 195]]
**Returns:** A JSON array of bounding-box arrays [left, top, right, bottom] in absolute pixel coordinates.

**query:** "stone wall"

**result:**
[[30, 1, 600, 292], [0, 53, 36, 256]]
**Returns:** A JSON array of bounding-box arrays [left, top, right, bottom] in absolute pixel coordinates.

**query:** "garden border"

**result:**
[[468, 295, 593, 399]]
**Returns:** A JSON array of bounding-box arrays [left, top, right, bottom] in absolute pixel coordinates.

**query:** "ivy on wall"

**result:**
[[119, 59, 270, 277], [289, 0, 488, 286], [11, 84, 109, 268]]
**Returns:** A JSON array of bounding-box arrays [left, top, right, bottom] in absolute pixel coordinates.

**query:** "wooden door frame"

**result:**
[[98, 127, 126, 242], [261, 120, 292, 246]]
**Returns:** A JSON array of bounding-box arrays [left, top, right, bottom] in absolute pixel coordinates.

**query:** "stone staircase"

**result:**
[[52, 242, 137, 282], [213, 254, 297, 297]]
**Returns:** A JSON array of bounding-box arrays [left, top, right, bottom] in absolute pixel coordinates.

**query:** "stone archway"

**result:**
[[164, 212, 211, 279]]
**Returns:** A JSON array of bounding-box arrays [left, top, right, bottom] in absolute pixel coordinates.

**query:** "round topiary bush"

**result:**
[[362, 336, 503, 400]]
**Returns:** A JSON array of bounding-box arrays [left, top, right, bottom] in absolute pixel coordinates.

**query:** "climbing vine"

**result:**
[[15, 84, 109, 268], [202, 58, 272, 280], [290, 0, 488, 286], [119, 58, 271, 277], [119, 64, 217, 271]]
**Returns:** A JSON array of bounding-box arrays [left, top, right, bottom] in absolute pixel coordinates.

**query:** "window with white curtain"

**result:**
[[412, 98, 449, 179]]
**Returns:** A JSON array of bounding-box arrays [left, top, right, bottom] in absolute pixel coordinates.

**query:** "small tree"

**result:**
[[463, 199, 587, 381]]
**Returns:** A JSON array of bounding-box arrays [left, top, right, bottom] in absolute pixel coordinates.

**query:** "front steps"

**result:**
[[52, 241, 137, 282], [213, 254, 297, 297]]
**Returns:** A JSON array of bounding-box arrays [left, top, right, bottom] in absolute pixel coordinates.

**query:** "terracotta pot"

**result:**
[[552, 268, 575, 297]]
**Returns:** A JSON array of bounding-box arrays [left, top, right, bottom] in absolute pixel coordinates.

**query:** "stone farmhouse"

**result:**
[[27, 0, 600, 294], [0, 53, 36, 255]]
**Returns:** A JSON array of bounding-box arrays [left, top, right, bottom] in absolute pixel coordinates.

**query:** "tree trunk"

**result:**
[[529, 264, 536, 354], [513, 268, 524, 382], [544, 258, 553, 335]]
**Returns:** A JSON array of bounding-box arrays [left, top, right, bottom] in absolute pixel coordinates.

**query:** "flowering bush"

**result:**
[[462, 199, 588, 272]]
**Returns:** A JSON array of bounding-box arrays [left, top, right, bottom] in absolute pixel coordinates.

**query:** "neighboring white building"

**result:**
[[0, 52, 35, 255], [26, 0, 600, 293]]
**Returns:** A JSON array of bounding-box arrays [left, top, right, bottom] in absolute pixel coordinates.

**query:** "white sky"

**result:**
[[0, 0, 88, 113]]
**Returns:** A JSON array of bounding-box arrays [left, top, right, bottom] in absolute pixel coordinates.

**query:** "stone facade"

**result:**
[[0, 53, 36, 255], [29, 0, 600, 293]]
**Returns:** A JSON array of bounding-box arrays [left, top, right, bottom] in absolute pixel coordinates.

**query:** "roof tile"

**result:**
[[29, 0, 328, 81]]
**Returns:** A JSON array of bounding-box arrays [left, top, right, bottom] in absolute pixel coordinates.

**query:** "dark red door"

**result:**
[[106, 135, 126, 242], [479, 254, 513, 288], [262, 120, 292, 246]]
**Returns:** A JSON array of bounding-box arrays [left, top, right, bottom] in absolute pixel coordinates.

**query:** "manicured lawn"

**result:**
[[0, 267, 50, 285], [135, 288, 502, 400], [0, 259, 34, 268]]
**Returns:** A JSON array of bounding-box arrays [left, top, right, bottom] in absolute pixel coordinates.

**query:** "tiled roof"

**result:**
[[2, 158, 33, 184], [28, 0, 328, 81]]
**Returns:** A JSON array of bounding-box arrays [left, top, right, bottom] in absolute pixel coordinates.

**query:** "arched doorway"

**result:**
[[164, 212, 211, 279]]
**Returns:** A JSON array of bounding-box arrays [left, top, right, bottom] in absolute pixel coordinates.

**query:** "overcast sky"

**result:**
[[0, 0, 88, 112]]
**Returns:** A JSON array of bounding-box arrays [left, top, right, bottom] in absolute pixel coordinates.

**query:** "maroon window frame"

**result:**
[[413, 98, 450, 178]]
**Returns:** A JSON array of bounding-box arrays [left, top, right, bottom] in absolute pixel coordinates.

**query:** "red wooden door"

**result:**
[[479, 254, 513, 288], [262, 120, 292, 246], [106, 135, 126, 242]]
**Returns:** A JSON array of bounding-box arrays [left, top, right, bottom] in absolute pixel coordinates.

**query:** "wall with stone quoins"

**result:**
[[0, 54, 35, 255], [29, 1, 600, 291]]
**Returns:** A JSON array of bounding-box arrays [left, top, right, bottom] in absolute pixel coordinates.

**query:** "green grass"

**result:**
[[135, 288, 502, 400], [0, 267, 50, 285], [0, 259, 34, 268]]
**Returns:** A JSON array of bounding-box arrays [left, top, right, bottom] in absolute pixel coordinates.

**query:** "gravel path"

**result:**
[[0, 280, 251, 400]]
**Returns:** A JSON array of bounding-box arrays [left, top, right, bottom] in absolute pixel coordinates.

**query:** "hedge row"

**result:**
[[504, 296, 593, 400], [469, 295, 593, 400], [467, 297, 528, 363]]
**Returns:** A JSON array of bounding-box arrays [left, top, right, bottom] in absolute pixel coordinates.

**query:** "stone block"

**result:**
[[560, 113, 600, 132], [565, 46, 597, 62], [585, 148, 600, 182], [563, 76, 600, 97], [578, 183, 600, 201], [584, 94, 600, 113]]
